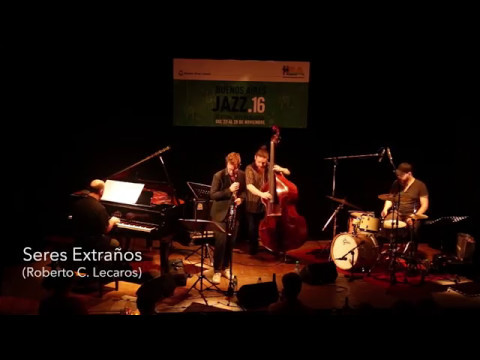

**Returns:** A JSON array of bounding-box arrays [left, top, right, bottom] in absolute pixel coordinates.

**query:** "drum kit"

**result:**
[[327, 194, 429, 284], [323, 148, 429, 284]]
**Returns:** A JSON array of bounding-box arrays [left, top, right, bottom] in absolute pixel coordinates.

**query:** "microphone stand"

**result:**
[[226, 231, 236, 306], [385, 152, 402, 285], [324, 150, 384, 239], [335, 241, 365, 282], [225, 201, 237, 304], [226, 176, 239, 305], [390, 194, 401, 285], [368, 187, 404, 284]]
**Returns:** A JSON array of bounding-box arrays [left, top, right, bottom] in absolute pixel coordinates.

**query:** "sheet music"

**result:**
[[101, 180, 145, 204]]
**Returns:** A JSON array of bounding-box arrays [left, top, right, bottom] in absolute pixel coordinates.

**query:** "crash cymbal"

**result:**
[[408, 213, 429, 220], [378, 193, 412, 201], [326, 196, 361, 210]]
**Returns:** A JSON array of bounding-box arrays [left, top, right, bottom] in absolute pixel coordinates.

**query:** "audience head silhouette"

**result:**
[[39, 276, 87, 315]]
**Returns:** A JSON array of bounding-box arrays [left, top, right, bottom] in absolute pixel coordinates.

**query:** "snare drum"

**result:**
[[382, 211, 407, 229], [331, 232, 379, 271], [379, 211, 409, 242]]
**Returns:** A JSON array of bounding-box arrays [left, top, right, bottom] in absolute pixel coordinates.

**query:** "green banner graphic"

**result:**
[[173, 59, 310, 128]]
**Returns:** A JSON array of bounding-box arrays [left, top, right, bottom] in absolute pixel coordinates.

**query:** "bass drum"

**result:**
[[331, 232, 379, 271]]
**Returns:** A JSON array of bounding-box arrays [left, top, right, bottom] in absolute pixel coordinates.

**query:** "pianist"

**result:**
[[71, 179, 121, 251]]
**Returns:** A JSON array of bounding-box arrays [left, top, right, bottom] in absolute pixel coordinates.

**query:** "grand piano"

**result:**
[[72, 146, 184, 274]]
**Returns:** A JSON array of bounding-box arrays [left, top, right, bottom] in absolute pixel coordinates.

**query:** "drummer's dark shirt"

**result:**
[[390, 179, 428, 215]]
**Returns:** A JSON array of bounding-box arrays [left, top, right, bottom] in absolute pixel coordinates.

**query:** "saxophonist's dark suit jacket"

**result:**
[[210, 169, 246, 222]]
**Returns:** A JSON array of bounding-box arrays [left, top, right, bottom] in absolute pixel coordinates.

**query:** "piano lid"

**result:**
[[105, 146, 181, 206], [108, 146, 171, 181]]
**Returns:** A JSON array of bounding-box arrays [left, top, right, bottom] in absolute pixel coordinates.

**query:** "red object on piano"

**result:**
[[149, 190, 172, 205]]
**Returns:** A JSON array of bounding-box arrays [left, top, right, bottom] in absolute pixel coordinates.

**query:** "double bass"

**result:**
[[259, 126, 308, 253]]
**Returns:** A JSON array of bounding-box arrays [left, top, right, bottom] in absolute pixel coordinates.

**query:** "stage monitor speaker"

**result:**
[[456, 233, 475, 262], [136, 274, 176, 314], [237, 281, 279, 309], [300, 262, 338, 285]]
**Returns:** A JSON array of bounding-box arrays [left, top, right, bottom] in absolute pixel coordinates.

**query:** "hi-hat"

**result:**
[[408, 213, 428, 220], [326, 196, 361, 209], [378, 193, 412, 201]]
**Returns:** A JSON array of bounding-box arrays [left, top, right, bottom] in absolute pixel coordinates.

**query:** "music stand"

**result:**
[[187, 181, 211, 201], [179, 219, 225, 305], [185, 182, 214, 265]]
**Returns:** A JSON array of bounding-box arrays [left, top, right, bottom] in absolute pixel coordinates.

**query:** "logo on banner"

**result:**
[[282, 65, 305, 78]]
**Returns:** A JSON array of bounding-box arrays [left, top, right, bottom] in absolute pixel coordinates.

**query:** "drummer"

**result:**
[[380, 162, 429, 247]]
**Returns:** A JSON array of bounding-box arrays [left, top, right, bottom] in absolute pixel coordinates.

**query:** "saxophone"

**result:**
[[227, 170, 239, 237]]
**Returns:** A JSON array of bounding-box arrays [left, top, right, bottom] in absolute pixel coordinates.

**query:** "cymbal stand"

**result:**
[[323, 203, 343, 261]]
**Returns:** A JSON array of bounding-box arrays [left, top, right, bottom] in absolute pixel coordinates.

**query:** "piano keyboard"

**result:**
[[117, 221, 157, 233]]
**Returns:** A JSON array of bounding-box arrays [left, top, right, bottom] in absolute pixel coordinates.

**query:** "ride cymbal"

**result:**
[[408, 213, 428, 220]]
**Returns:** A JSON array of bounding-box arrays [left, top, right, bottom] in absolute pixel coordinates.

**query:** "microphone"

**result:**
[[378, 148, 386, 163], [386, 147, 395, 168]]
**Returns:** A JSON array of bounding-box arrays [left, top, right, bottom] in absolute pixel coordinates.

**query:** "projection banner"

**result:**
[[173, 59, 309, 128]]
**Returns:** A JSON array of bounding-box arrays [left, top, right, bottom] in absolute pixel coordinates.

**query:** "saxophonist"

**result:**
[[209, 152, 246, 284]]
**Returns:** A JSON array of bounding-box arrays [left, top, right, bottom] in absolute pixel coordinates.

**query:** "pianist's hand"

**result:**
[[110, 216, 121, 225]]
